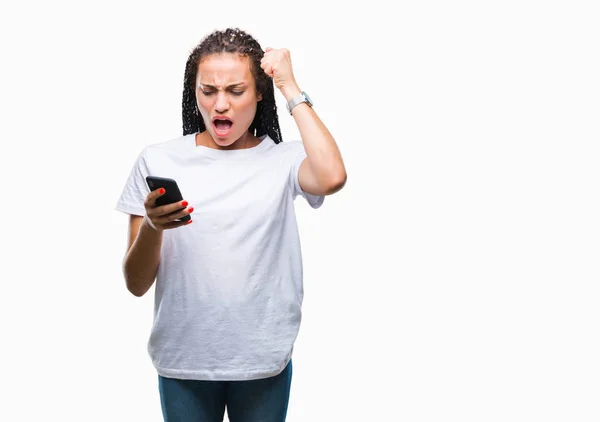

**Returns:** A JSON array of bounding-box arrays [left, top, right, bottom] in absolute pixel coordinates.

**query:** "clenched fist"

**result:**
[[260, 47, 302, 101]]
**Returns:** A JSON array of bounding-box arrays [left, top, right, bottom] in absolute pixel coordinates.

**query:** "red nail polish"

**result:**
[[182, 201, 188, 207], [187, 220, 193, 224], [188, 207, 194, 213], [159, 188, 165, 194]]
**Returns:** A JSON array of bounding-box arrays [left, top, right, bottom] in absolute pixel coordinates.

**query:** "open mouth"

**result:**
[[213, 117, 233, 136]]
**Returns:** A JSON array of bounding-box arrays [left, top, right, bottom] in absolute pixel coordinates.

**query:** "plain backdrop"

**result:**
[[1, 1, 598, 421]]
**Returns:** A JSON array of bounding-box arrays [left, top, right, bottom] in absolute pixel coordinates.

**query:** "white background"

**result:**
[[1, 1, 598, 421]]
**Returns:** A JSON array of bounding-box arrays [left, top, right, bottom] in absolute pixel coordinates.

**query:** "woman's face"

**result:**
[[195, 53, 262, 147]]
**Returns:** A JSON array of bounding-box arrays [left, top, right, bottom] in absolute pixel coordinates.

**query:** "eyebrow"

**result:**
[[199, 82, 247, 89]]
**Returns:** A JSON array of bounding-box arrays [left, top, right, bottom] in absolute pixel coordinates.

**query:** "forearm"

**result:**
[[282, 84, 346, 186], [122, 218, 163, 297]]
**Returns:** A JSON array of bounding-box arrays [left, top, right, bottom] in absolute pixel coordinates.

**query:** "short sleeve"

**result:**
[[115, 148, 150, 216], [289, 142, 325, 209]]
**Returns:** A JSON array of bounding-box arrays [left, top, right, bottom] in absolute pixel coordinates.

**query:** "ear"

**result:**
[[257, 92, 263, 102]]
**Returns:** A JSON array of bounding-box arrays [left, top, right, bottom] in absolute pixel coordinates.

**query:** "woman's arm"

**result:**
[[260, 48, 347, 196], [122, 215, 163, 297], [282, 84, 347, 196]]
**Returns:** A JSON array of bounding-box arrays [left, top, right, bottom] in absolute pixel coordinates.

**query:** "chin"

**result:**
[[214, 136, 237, 146], [213, 131, 245, 144]]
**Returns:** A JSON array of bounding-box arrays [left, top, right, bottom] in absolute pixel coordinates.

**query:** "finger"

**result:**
[[154, 205, 194, 225], [153, 200, 190, 218], [151, 187, 166, 199], [144, 187, 166, 208], [147, 200, 188, 221]]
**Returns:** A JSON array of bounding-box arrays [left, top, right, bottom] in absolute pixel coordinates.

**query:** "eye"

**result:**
[[201, 90, 214, 96], [231, 91, 245, 96]]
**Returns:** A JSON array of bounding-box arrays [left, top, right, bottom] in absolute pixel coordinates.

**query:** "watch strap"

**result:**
[[286, 91, 312, 114]]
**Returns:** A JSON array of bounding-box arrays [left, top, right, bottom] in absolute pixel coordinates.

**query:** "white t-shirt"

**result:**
[[115, 132, 324, 381]]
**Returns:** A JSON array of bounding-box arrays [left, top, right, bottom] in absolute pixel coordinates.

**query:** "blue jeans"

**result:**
[[158, 359, 293, 422]]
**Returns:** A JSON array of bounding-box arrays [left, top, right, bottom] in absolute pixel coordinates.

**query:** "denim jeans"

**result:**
[[158, 359, 293, 422]]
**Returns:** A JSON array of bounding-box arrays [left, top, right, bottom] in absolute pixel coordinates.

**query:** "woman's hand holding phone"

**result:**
[[143, 188, 194, 231]]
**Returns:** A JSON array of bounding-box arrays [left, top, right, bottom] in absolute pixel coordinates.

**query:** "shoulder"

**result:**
[[271, 139, 306, 157], [140, 133, 191, 160], [274, 139, 303, 150], [146, 133, 190, 152]]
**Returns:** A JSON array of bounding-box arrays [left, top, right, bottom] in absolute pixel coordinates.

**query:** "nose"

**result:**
[[214, 91, 229, 114]]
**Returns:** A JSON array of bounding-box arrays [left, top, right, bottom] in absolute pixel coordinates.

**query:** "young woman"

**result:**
[[116, 27, 346, 422]]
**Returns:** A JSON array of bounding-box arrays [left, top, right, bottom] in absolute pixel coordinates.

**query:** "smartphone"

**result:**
[[145, 176, 191, 222]]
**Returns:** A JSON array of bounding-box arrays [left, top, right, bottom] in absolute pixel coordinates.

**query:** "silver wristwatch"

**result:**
[[286, 91, 313, 114]]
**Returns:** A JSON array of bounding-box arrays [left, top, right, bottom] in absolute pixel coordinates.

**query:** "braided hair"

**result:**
[[182, 27, 282, 144]]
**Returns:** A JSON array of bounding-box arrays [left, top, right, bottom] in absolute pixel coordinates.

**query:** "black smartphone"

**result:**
[[145, 176, 191, 222]]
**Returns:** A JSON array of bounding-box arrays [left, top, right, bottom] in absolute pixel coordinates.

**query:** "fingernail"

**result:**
[[187, 220, 193, 224], [159, 188, 165, 194], [188, 207, 194, 213], [182, 201, 188, 207]]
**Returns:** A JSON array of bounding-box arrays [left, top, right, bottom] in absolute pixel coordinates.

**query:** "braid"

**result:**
[[181, 28, 282, 144]]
